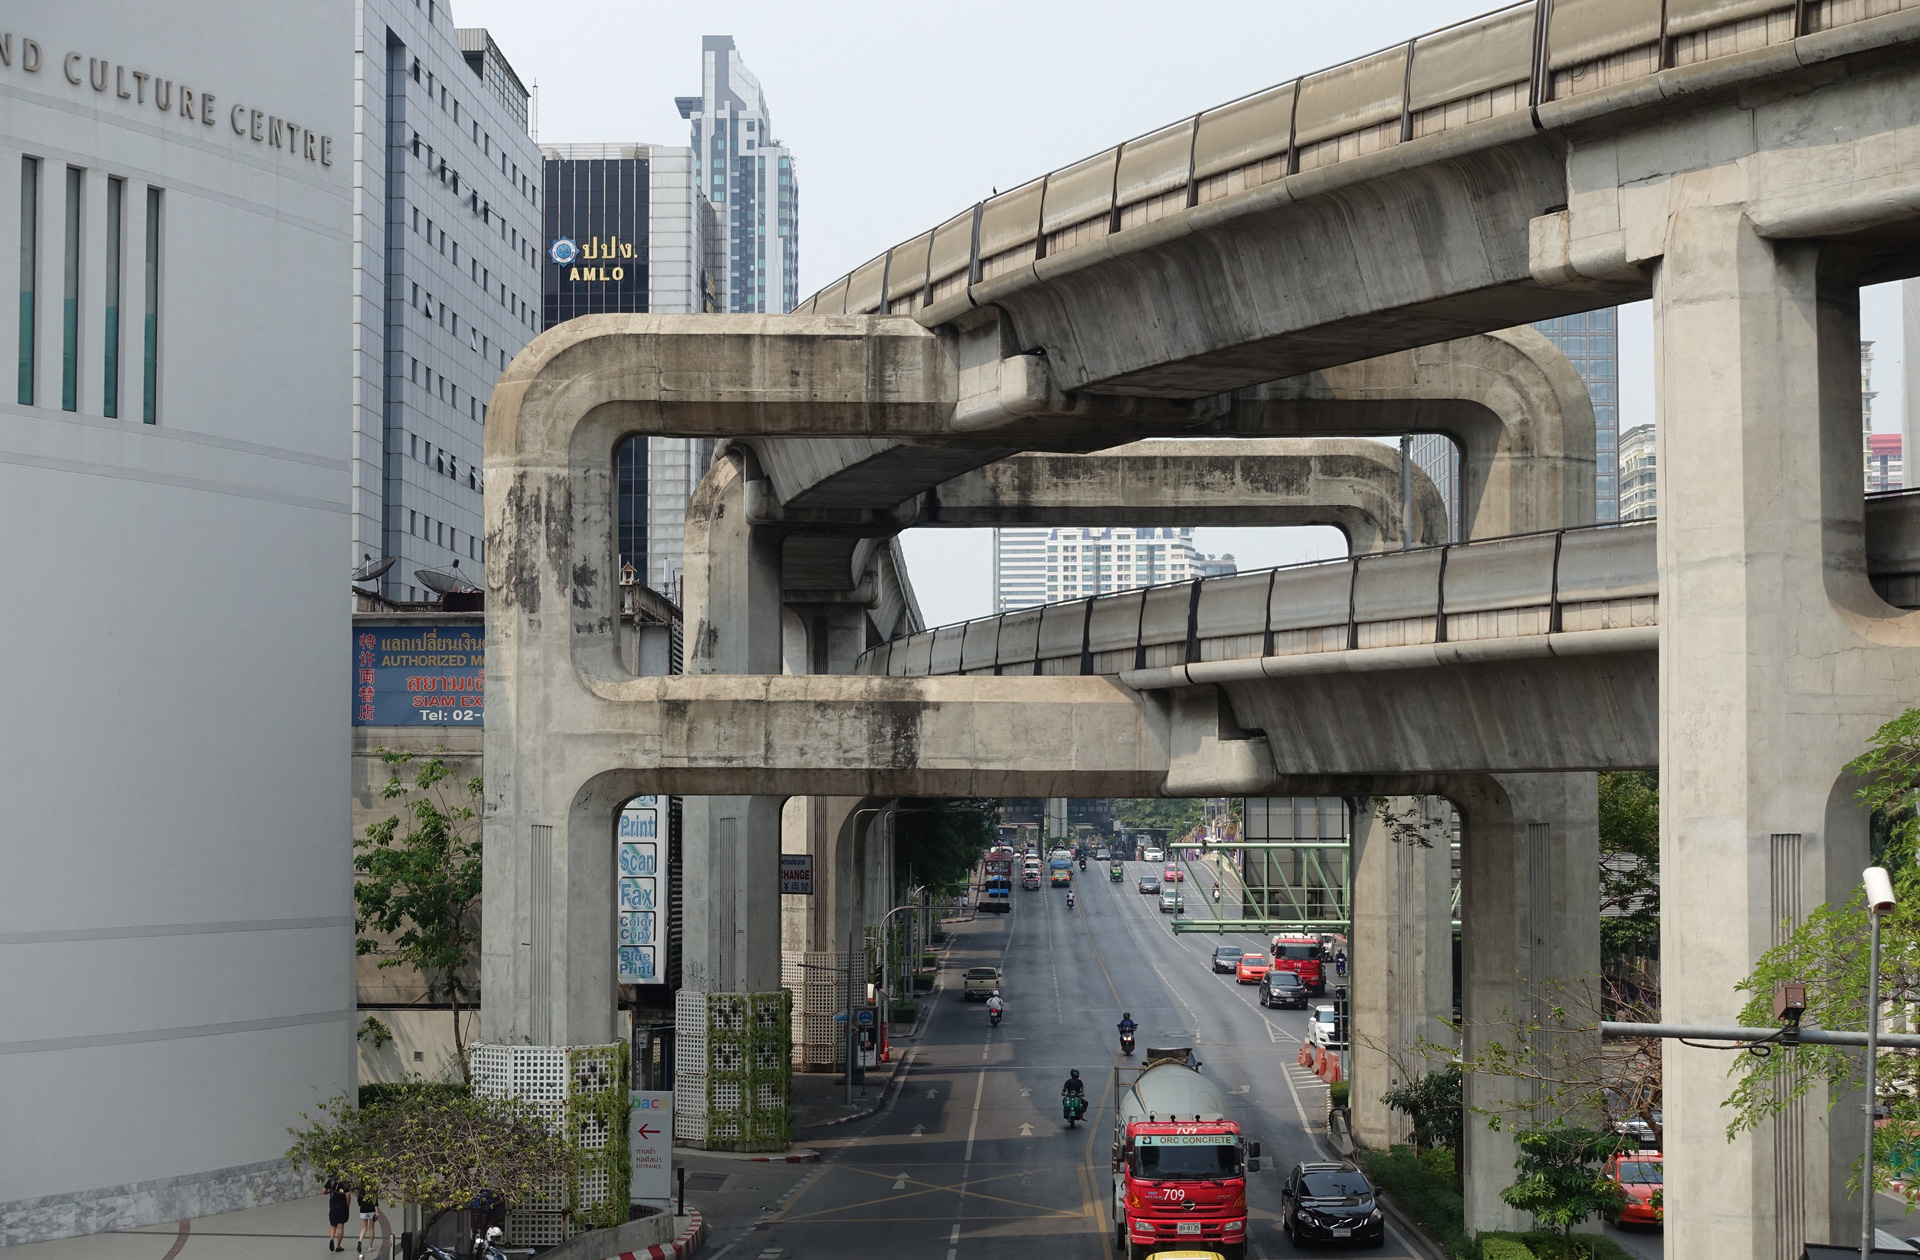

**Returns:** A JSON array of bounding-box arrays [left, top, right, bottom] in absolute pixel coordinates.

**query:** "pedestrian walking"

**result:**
[[356, 1185, 379, 1254], [324, 1176, 350, 1252]]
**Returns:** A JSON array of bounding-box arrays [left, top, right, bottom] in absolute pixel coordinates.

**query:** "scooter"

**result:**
[[1119, 1029, 1135, 1056], [1066, 891, 1076, 910], [989, 1006, 1002, 1028], [1078, 858, 1087, 871], [1063, 1093, 1088, 1129]]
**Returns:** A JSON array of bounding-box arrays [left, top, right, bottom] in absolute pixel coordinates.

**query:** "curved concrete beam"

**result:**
[[914, 439, 1447, 554], [1211, 327, 1596, 537]]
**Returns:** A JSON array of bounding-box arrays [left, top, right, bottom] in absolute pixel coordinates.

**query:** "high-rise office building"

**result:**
[[1410, 312, 1622, 536], [350, 3, 544, 602], [540, 144, 722, 593], [1618, 424, 1658, 520], [675, 37, 799, 315], [993, 526, 1227, 612], [1868, 433, 1903, 493]]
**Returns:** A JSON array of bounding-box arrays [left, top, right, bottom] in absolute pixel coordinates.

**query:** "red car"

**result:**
[[1235, 955, 1271, 984], [1604, 1152, 1663, 1227], [1163, 865, 1183, 883]]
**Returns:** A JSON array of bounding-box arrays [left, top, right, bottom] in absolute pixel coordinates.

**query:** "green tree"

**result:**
[[1113, 798, 1207, 838], [356, 750, 483, 1081], [1497, 1125, 1629, 1259], [1726, 709, 1920, 1204], [892, 799, 998, 898], [1381, 1064, 1464, 1155], [1597, 771, 1660, 968], [286, 1087, 574, 1227]]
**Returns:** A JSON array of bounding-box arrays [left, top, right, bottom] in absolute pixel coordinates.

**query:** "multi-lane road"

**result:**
[[704, 856, 1434, 1260]]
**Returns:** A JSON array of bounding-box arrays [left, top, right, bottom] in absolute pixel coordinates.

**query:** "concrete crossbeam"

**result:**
[[914, 439, 1447, 553]]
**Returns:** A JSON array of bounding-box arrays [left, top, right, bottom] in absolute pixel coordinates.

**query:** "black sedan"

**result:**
[[1261, 970, 1309, 1009], [1137, 876, 1160, 894], [1210, 945, 1243, 973], [1281, 1161, 1385, 1248]]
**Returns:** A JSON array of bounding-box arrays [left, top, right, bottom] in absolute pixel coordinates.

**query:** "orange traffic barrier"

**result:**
[[1297, 1046, 1311, 1067]]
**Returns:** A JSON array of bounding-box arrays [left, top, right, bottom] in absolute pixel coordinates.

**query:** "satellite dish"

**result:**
[[415, 567, 480, 596], [352, 555, 397, 583]]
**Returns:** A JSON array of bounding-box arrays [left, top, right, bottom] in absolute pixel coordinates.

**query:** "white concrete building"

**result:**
[[993, 526, 1216, 611], [351, 2, 542, 603], [676, 37, 798, 315], [0, 3, 354, 1241]]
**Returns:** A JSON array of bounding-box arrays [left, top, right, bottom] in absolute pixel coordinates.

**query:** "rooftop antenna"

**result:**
[[352, 553, 396, 585], [414, 559, 481, 597], [530, 78, 539, 142]]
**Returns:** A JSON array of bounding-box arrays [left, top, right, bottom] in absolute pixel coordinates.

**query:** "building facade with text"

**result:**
[[0, 3, 355, 1242]]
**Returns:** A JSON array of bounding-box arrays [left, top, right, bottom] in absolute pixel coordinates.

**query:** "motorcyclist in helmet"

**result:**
[[1061, 1067, 1085, 1099], [1065, 889, 1075, 909], [1117, 1012, 1138, 1038], [986, 990, 1005, 1018]]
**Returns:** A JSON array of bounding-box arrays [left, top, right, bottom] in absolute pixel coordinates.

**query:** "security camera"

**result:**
[[1774, 982, 1806, 1027], [1865, 867, 1897, 915]]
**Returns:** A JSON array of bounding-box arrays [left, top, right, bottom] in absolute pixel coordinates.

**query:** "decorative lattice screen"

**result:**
[[470, 1041, 628, 1242]]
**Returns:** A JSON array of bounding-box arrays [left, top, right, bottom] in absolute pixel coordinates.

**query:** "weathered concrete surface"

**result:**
[[915, 439, 1447, 553], [1215, 327, 1594, 540], [1452, 772, 1601, 1234], [1349, 797, 1454, 1151], [680, 456, 786, 996], [1529, 48, 1920, 1252]]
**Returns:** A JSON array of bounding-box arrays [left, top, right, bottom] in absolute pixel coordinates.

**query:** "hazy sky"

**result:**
[[452, 0, 1908, 627]]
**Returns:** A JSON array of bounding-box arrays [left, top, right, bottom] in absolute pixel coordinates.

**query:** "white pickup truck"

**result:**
[[961, 967, 1002, 1001]]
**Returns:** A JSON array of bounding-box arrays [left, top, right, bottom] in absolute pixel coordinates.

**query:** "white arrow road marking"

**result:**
[[893, 1173, 908, 1190], [1018, 1122, 1034, 1137], [911, 1124, 925, 1137], [1019, 1088, 1031, 1097], [926, 1089, 938, 1099]]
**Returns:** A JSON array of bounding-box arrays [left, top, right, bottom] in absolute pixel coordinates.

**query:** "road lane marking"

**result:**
[[950, 1225, 960, 1243], [963, 1066, 986, 1162]]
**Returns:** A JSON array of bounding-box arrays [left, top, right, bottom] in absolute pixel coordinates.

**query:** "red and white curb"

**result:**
[[604, 1209, 704, 1260]]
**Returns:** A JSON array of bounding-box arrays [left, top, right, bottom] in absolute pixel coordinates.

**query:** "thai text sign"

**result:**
[[352, 625, 483, 726], [629, 1091, 673, 1203], [618, 798, 663, 985]]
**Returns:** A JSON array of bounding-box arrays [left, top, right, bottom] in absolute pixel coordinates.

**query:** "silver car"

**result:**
[[1159, 890, 1184, 914]]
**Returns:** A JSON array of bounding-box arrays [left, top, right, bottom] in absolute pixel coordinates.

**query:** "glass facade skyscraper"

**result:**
[[543, 155, 648, 327], [1409, 311, 1622, 536], [675, 37, 799, 315]]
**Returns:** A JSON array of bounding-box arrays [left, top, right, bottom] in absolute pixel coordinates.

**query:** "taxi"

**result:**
[[1235, 954, 1271, 984], [1604, 1151, 1663, 1227], [1162, 865, 1184, 883]]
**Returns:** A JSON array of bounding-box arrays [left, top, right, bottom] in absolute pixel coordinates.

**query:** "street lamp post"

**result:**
[[1862, 865, 1897, 1260]]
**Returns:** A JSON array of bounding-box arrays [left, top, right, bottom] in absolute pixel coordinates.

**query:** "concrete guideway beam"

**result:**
[[1213, 327, 1596, 541], [912, 439, 1448, 554]]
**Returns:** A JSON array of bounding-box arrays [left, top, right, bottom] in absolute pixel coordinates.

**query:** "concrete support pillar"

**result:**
[[1350, 796, 1455, 1150], [681, 455, 786, 994], [782, 605, 872, 956], [1452, 772, 1600, 1234], [1654, 207, 1889, 1259]]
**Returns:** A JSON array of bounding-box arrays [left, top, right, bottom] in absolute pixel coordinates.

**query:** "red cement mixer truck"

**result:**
[[1111, 1046, 1260, 1260]]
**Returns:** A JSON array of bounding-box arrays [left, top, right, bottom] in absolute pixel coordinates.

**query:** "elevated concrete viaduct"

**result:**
[[489, 6, 1920, 1252]]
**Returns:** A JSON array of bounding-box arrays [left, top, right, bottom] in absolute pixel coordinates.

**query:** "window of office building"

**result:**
[[103, 177, 122, 418], [18, 156, 37, 405], [142, 187, 160, 424], [616, 435, 646, 573], [61, 167, 80, 411]]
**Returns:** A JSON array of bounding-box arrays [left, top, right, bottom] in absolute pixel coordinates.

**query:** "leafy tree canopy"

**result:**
[[893, 799, 999, 897], [1597, 771, 1660, 967], [286, 1087, 574, 1211], [1497, 1124, 1630, 1259]]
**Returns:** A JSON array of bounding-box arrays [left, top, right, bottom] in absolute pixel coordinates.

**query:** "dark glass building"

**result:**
[[543, 151, 649, 328]]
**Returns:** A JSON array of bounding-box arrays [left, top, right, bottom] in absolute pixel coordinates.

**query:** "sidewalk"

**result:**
[[3, 1195, 387, 1260]]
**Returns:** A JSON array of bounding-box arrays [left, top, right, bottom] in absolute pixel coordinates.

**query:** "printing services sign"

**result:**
[[617, 798, 663, 985], [352, 626, 483, 726]]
